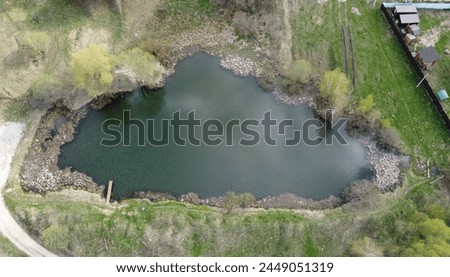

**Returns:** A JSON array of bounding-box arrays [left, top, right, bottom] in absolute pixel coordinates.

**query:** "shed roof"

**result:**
[[418, 47, 441, 64], [437, 90, 449, 101], [409, 24, 420, 31], [399, 14, 420, 24], [395, 5, 418, 14], [405, 33, 416, 40], [408, 24, 421, 35]]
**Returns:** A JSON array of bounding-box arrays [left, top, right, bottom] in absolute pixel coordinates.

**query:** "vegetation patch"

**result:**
[[0, 235, 25, 257]]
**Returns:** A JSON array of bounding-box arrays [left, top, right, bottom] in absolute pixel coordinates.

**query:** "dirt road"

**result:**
[[0, 122, 56, 257], [281, 0, 293, 70]]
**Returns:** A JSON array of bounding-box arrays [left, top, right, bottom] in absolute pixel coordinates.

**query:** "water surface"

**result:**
[[59, 53, 373, 199]]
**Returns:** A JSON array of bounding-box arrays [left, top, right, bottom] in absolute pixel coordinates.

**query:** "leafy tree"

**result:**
[[119, 48, 161, 85], [286, 59, 313, 84], [402, 218, 450, 256], [41, 225, 70, 253], [349, 237, 384, 257], [71, 44, 116, 96], [319, 69, 350, 115], [357, 94, 375, 115]]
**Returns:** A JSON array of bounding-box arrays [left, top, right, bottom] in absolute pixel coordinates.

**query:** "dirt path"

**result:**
[[0, 122, 57, 257], [281, 0, 293, 70]]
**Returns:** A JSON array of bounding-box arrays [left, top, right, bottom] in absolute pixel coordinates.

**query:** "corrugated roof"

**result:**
[[399, 14, 420, 24]]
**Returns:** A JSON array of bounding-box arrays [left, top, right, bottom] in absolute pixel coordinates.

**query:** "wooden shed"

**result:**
[[404, 33, 416, 45], [417, 47, 440, 69], [407, 24, 421, 36], [399, 14, 420, 27]]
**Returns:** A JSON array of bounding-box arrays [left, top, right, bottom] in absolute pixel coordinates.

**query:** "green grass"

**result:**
[[0, 235, 26, 257], [198, 0, 211, 10], [429, 30, 450, 115], [419, 12, 442, 33], [291, 1, 449, 167], [6, 186, 375, 257], [5, 0, 124, 50]]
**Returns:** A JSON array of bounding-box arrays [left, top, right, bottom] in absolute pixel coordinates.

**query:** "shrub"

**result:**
[[233, 10, 255, 38], [376, 127, 405, 152], [118, 47, 161, 85], [222, 192, 240, 210], [286, 59, 313, 84], [239, 193, 256, 208], [28, 73, 64, 109], [41, 225, 70, 253], [342, 180, 379, 203], [139, 40, 172, 62], [71, 44, 117, 96], [357, 94, 375, 115], [424, 204, 448, 221], [349, 237, 384, 257]]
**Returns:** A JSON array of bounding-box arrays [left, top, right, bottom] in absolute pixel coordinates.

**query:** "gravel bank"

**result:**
[[359, 138, 402, 191]]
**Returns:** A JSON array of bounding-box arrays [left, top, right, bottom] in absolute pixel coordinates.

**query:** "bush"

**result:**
[[239, 193, 256, 208], [376, 127, 405, 152], [286, 59, 313, 84], [233, 10, 255, 38], [71, 44, 117, 96], [424, 204, 448, 221], [222, 192, 240, 210], [139, 40, 172, 62], [28, 73, 65, 109], [357, 94, 375, 115], [41, 225, 70, 253], [119, 48, 161, 85], [349, 237, 384, 257], [319, 69, 350, 116], [342, 180, 379, 203]]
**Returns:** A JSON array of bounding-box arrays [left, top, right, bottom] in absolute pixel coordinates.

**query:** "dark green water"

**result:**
[[58, 53, 373, 199]]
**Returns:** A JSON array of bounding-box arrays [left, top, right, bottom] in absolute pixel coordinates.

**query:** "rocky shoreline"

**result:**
[[359, 138, 403, 191], [20, 104, 102, 194]]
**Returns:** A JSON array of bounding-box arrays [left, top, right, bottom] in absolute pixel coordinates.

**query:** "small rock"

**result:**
[[444, 49, 450, 56], [351, 7, 361, 16]]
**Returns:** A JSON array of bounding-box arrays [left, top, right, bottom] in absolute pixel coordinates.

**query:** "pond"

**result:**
[[58, 53, 373, 200]]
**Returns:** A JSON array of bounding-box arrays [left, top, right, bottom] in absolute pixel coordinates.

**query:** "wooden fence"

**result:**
[[380, 4, 450, 132]]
